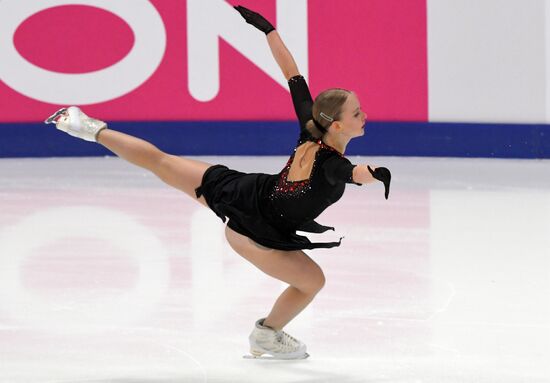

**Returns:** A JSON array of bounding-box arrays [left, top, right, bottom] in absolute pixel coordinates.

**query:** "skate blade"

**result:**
[[44, 108, 67, 124], [243, 352, 309, 360]]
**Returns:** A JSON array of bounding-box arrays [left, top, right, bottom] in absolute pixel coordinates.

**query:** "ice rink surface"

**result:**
[[0, 155, 549, 383]]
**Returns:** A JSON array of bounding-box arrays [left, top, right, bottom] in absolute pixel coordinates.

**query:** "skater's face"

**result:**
[[335, 93, 367, 138]]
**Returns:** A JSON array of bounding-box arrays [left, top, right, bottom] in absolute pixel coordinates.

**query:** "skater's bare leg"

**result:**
[[96, 129, 211, 206], [262, 286, 316, 330], [225, 226, 325, 330]]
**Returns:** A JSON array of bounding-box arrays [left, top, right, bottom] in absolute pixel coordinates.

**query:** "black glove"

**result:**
[[234, 5, 275, 35], [368, 166, 391, 200]]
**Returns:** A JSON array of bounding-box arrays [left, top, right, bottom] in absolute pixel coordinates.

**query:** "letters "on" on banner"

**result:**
[[0, 0, 307, 105]]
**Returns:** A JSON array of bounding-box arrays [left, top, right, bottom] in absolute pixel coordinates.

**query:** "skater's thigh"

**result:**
[[157, 154, 212, 207], [225, 226, 325, 292]]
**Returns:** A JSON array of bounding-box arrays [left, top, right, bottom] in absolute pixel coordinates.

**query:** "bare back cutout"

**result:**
[[286, 141, 320, 182]]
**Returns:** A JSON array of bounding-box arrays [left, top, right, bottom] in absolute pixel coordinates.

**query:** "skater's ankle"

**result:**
[[261, 319, 281, 331], [96, 128, 108, 143]]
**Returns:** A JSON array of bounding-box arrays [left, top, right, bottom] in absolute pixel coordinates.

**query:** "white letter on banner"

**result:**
[[187, 0, 308, 102], [0, 0, 166, 105]]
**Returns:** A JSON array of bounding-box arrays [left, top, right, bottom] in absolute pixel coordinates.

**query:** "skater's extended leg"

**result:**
[[46, 106, 213, 205], [225, 226, 325, 330], [96, 129, 212, 205]]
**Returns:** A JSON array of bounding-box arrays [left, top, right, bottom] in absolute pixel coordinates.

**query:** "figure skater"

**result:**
[[45, 5, 391, 360]]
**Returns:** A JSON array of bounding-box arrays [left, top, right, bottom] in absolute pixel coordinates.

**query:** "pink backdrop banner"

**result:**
[[0, 0, 427, 123]]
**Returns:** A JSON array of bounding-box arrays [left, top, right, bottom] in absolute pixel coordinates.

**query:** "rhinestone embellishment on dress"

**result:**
[[269, 140, 342, 200]]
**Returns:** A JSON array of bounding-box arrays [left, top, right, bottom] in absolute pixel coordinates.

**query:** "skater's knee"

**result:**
[[154, 153, 180, 180], [311, 269, 326, 294], [300, 266, 325, 295], [156, 152, 174, 171]]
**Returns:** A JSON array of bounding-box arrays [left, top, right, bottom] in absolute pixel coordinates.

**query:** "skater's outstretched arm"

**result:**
[[234, 5, 300, 80], [266, 31, 300, 80]]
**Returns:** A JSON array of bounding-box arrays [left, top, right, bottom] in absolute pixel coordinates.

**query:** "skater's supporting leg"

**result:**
[[262, 286, 317, 330], [225, 226, 325, 330], [96, 129, 212, 205]]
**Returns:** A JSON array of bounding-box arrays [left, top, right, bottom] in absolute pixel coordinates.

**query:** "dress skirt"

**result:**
[[195, 165, 342, 251]]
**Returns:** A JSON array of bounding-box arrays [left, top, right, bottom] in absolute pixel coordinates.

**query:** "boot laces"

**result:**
[[275, 330, 300, 348]]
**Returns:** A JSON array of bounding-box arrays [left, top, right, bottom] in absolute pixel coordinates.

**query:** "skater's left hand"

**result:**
[[234, 5, 275, 35], [368, 166, 391, 200]]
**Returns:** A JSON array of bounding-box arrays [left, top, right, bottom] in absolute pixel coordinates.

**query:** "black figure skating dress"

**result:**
[[195, 75, 362, 250]]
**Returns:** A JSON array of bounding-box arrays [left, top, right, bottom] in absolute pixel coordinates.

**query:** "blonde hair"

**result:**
[[306, 88, 351, 139]]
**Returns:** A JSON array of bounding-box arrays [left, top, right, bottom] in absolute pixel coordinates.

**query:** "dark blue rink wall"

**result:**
[[1, 121, 549, 159]]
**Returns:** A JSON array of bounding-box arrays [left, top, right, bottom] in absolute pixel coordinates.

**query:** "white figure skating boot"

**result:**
[[245, 318, 309, 360], [45, 106, 107, 142]]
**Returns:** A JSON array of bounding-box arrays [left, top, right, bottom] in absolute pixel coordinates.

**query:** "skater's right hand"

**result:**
[[234, 5, 275, 35], [367, 166, 391, 200]]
